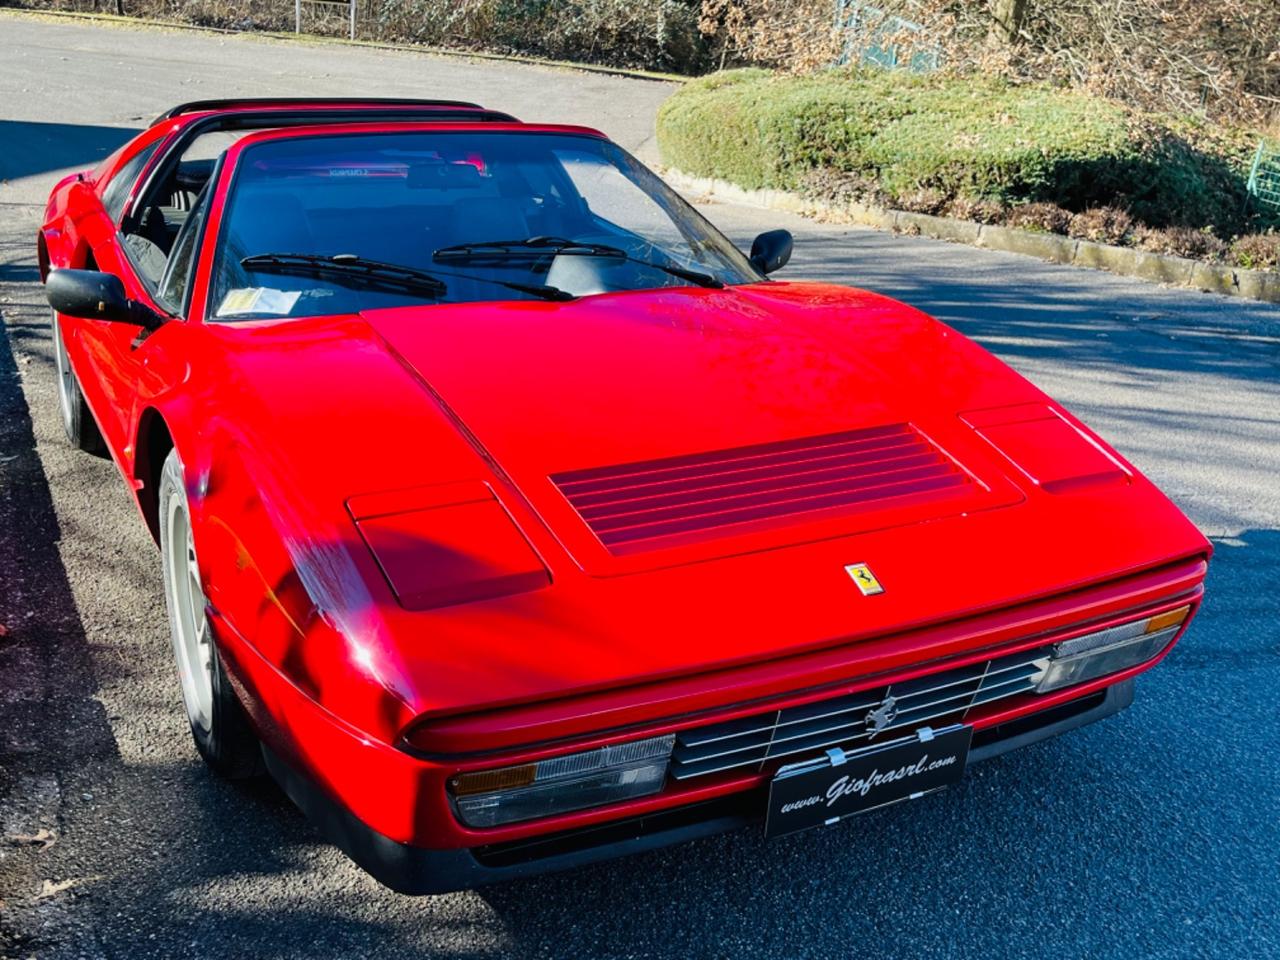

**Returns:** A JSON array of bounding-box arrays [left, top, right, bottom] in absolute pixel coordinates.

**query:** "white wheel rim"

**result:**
[[51, 311, 75, 436], [163, 493, 214, 733]]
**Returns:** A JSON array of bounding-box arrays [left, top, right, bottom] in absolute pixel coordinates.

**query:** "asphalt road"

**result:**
[[1, 13, 1278, 960]]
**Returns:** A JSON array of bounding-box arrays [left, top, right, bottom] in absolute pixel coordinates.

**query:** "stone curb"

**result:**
[[663, 169, 1280, 305]]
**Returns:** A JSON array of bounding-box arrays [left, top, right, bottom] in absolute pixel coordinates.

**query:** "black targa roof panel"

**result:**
[[151, 98, 496, 126]]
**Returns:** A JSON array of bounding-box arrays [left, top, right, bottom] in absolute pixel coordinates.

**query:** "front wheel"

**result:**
[[50, 310, 105, 454], [159, 449, 262, 778]]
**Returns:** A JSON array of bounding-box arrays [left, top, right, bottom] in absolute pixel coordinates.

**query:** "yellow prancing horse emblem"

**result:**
[[844, 563, 884, 596]]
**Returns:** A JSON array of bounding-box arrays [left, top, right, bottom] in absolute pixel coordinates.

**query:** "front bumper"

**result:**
[[213, 554, 1202, 895], [262, 680, 1134, 894]]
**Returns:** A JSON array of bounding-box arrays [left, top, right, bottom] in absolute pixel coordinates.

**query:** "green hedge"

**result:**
[[657, 69, 1256, 233]]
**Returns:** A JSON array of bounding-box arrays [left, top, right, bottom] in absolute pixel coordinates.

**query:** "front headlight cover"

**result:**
[[1035, 606, 1189, 693], [451, 734, 675, 828]]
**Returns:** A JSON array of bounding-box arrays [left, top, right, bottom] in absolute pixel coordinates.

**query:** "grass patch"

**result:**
[[657, 68, 1268, 238]]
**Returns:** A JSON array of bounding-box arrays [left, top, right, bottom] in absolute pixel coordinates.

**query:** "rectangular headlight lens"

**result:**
[[452, 734, 675, 828], [1035, 606, 1189, 693]]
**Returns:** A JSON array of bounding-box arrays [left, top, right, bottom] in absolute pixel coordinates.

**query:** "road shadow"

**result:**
[[0, 120, 139, 182], [0, 284, 119, 954], [0, 264, 41, 284]]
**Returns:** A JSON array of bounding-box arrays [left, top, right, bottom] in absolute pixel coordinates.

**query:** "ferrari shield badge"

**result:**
[[844, 563, 884, 596]]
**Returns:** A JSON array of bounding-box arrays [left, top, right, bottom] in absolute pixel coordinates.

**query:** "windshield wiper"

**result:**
[[241, 253, 448, 297], [240, 253, 575, 302], [432, 236, 725, 289], [434, 236, 628, 260], [645, 259, 726, 289]]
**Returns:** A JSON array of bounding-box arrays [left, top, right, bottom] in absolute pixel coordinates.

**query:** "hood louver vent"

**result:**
[[552, 424, 973, 554]]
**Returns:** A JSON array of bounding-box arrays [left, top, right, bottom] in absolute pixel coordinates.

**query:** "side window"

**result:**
[[101, 142, 159, 224], [156, 184, 211, 316]]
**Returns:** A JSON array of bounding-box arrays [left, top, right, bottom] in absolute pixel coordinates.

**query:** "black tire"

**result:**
[[158, 449, 263, 778], [50, 310, 106, 454]]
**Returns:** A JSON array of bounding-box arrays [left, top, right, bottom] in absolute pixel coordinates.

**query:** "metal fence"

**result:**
[[1246, 140, 1280, 216], [833, 0, 940, 72], [295, 0, 356, 39]]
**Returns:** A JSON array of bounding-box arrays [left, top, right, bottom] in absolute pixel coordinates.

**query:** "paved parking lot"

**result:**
[[1, 14, 1278, 960]]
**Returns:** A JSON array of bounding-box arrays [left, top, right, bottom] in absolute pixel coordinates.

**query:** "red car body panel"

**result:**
[[39, 104, 1210, 882]]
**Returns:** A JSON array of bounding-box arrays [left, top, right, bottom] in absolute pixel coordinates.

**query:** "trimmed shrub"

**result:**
[[1005, 202, 1073, 234], [657, 68, 1259, 235], [1067, 207, 1135, 245], [798, 168, 888, 208], [1133, 226, 1228, 260], [1230, 233, 1280, 270], [946, 196, 1006, 224], [897, 188, 949, 216]]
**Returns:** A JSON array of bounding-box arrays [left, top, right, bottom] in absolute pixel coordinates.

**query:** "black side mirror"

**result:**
[[45, 269, 163, 329], [749, 229, 793, 275]]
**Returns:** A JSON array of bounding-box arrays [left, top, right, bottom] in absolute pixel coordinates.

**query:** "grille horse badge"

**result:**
[[865, 695, 898, 735]]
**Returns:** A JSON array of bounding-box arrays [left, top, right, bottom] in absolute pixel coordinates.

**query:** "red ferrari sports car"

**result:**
[[39, 98, 1209, 893]]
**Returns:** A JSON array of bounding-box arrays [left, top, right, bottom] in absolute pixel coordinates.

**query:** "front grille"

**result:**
[[669, 645, 1051, 780], [552, 423, 972, 553]]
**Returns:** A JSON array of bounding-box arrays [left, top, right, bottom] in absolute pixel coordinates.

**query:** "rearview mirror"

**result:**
[[749, 229, 793, 275], [46, 269, 163, 329]]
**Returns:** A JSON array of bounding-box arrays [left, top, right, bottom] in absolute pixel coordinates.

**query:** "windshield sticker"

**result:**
[[216, 288, 301, 317]]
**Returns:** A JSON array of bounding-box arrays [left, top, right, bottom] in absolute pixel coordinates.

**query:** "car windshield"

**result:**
[[209, 130, 762, 320]]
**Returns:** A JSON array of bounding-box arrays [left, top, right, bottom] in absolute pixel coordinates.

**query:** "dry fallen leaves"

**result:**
[[36, 878, 82, 899], [35, 876, 98, 900], [8, 828, 57, 850]]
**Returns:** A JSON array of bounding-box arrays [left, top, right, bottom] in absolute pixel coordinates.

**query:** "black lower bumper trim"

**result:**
[[474, 792, 758, 868], [264, 679, 1133, 895]]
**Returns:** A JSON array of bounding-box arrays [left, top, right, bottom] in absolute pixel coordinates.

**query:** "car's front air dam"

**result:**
[[257, 680, 1134, 895]]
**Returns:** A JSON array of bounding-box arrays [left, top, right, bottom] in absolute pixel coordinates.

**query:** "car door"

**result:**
[[67, 138, 178, 457], [117, 177, 219, 478]]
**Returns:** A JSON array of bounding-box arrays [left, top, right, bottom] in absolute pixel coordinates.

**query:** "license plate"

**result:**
[[765, 725, 973, 838]]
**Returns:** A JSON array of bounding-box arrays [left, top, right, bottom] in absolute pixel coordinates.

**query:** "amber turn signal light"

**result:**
[[452, 765, 537, 796], [1145, 605, 1190, 634]]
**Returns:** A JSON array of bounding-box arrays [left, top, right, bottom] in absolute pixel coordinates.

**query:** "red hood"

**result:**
[[359, 282, 1038, 574]]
